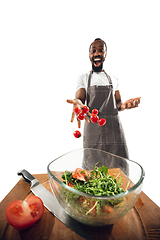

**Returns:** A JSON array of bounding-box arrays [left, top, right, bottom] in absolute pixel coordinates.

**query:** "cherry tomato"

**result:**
[[73, 168, 89, 181], [90, 114, 99, 123], [101, 205, 113, 213], [5, 195, 44, 231], [92, 109, 98, 115], [74, 106, 81, 114], [77, 112, 85, 120], [73, 130, 81, 138], [68, 181, 74, 187], [98, 118, 106, 126], [81, 106, 89, 114]]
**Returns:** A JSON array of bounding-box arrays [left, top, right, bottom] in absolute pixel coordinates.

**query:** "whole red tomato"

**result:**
[[98, 118, 106, 126], [73, 130, 81, 138], [5, 195, 44, 231], [74, 106, 81, 114], [77, 112, 85, 120], [81, 106, 89, 114], [90, 114, 99, 123]]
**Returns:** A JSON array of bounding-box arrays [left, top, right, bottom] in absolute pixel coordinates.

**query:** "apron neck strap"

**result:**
[[88, 70, 113, 88], [88, 71, 93, 89], [103, 70, 112, 85]]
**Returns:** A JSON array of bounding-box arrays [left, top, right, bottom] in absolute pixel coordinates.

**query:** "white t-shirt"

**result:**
[[76, 71, 119, 92]]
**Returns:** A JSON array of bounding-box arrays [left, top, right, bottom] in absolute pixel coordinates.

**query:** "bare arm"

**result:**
[[75, 88, 86, 104], [115, 90, 122, 110]]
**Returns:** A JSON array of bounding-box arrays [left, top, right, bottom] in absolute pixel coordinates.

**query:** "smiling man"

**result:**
[[89, 39, 107, 72], [67, 38, 140, 160]]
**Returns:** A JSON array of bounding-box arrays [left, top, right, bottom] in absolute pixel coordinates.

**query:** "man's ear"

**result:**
[[104, 51, 107, 58]]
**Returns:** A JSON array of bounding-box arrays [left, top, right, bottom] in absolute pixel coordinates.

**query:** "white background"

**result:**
[[0, 1, 160, 207]]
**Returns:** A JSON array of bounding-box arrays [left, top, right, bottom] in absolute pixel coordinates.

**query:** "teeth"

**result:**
[[94, 58, 101, 61]]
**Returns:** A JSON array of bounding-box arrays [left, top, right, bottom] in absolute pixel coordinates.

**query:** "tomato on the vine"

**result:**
[[81, 106, 89, 114], [74, 106, 81, 114], [98, 118, 106, 126], [73, 130, 81, 138], [90, 114, 99, 123], [77, 112, 85, 120], [5, 196, 44, 231]]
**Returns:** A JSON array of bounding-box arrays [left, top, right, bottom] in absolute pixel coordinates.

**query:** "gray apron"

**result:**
[[83, 71, 129, 174]]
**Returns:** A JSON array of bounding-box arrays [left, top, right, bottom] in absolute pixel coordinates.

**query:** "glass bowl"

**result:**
[[47, 148, 145, 226]]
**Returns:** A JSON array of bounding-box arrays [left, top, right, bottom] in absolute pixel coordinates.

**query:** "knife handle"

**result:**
[[17, 169, 35, 183]]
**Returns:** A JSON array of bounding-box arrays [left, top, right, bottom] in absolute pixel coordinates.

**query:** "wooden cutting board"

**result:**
[[0, 174, 159, 240]]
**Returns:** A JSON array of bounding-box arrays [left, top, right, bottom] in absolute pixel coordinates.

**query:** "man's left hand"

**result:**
[[121, 97, 141, 110]]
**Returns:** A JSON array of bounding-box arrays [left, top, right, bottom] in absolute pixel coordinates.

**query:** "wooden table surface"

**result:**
[[0, 174, 160, 240]]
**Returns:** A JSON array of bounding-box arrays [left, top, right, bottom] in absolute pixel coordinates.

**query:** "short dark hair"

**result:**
[[89, 38, 107, 52]]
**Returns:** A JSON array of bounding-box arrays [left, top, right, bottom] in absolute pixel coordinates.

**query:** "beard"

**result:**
[[91, 55, 104, 72], [92, 63, 103, 72]]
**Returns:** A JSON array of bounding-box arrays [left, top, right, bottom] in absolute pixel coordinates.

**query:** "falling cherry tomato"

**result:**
[[90, 114, 99, 123], [81, 106, 89, 114], [92, 109, 98, 115], [73, 130, 81, 138], [98, 118, 106, 126], [74, 106, 81, 114], [72, 105, 106, 139], [77, 112, 85, 120]]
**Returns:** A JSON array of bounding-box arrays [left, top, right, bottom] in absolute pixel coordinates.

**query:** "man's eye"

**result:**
[[91, 49, 96, 53]]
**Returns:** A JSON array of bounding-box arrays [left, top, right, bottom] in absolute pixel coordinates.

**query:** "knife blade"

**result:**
[[17, 169, 93, 240]]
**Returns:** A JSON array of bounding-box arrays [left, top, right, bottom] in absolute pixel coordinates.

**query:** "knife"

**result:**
[[17, 169, 93, 240]]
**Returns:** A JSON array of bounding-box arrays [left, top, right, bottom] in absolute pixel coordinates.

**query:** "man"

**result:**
[[67, 38, 140, 160]]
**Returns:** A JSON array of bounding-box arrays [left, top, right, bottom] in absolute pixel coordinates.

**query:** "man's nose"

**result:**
[[94, 50, 101, 56]]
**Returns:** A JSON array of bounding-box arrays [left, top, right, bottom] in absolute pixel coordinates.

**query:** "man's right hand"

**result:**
[[66, 99, 90, 128]]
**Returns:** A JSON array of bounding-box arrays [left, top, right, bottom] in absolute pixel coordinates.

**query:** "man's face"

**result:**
[[89, 40, 107, 72]]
